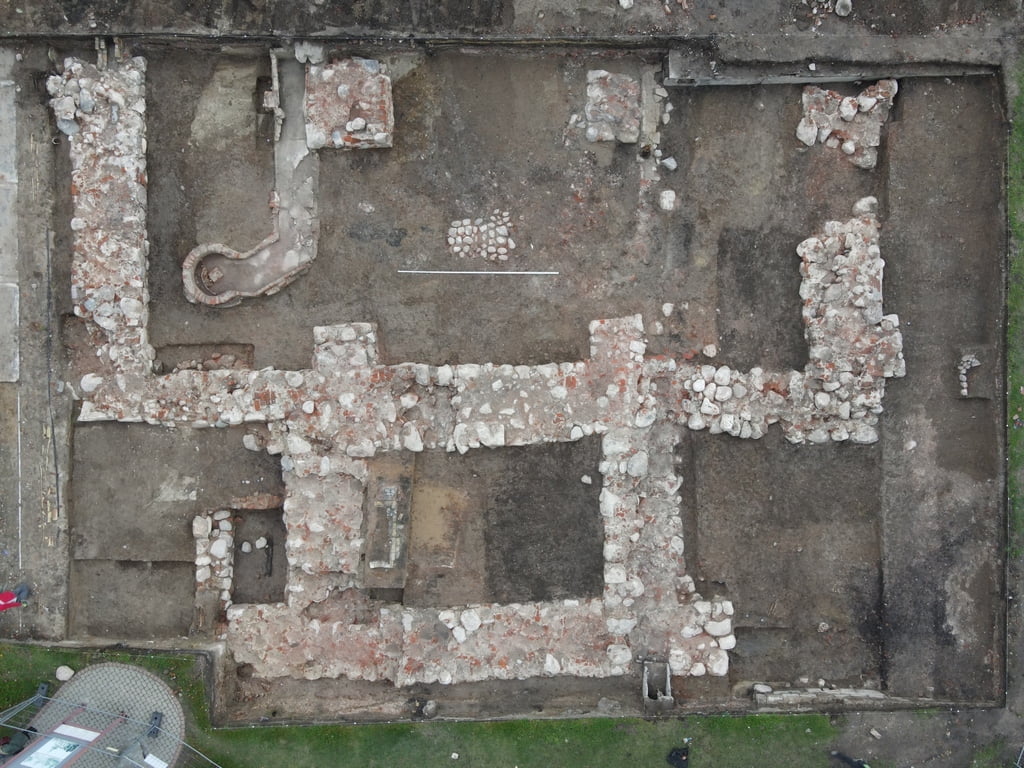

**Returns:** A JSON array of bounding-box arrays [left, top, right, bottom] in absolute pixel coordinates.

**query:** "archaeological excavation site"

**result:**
[[0, 0, 1013, 730]]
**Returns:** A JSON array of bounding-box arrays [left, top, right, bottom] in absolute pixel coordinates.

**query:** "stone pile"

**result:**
[[304, 58, 394, 150], [957, 353, 981, 396], [194, 511, 236, 612], [796, 80, 898, 169], [801, 0, 852, 24], [584, 70, 641, 144], [446, 210, 516, 261]]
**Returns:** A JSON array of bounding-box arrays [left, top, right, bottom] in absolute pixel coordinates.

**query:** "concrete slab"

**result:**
[[0, 50, 16, 186], [0, 283, 17, 383], [0, 184, 17, 283], [0, 51, 19, 384]]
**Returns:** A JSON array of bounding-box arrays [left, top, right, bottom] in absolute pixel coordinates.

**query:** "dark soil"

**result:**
[[68, 423, 283, 638], [68, 560, 195, 638], [232, 510, 288, 605], [401, 439, 604, 607]]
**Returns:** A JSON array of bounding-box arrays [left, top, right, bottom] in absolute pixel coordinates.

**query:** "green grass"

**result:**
[[202, 712, 834, 768], [1008, 60, 1024, 557], [0, 644, 206, 720], [969, 738, 1007, 768], [0, 642, 838, 768]]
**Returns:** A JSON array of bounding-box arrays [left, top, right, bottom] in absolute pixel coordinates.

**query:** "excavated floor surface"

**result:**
[[0, 34, 1006, 732]]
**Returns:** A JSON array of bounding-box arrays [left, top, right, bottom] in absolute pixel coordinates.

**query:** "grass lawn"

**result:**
[[204, 712, 834, 768], [1008, 60, 1024, 558], [0, 642, 838, 768]]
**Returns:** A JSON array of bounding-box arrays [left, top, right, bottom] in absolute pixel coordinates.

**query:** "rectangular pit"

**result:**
[[380, 437, 605, 608]]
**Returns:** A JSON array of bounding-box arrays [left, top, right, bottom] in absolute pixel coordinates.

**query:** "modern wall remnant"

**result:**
[[49, 48, 905, 689]]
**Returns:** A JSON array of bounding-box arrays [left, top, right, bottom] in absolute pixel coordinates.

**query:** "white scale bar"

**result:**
[[398, 270, 559, 275]]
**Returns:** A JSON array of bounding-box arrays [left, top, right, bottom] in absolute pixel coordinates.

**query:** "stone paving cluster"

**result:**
[[796, 79, 898, 169], [446, 210, 517, 261], [50, 52, 905, 688]]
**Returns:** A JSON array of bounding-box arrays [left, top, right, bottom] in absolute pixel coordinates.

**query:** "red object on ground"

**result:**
[[0, 591, 22, 611]]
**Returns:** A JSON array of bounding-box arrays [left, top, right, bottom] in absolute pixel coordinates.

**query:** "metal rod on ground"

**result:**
[[16, 388, 21, 570], [397, 270, 559, 275]]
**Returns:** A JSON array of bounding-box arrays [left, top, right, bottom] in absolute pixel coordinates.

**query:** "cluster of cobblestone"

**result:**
[[446, 210, 516, 261], [801, 0, 853, 24], [957, 353, 981, 397]]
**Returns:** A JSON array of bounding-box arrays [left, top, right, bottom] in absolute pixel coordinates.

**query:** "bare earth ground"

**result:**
[[94, 50, 1011, 718], [0, 0, 1018, 764], [68, 424, 283, 638]]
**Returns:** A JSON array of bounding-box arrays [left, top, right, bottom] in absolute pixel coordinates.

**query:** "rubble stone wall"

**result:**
[[48, 56, 155, 376]]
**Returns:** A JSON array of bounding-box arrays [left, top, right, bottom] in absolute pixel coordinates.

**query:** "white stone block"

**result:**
[[607, 617, 637, 635], [55, 665, 75, 682], [705, 618, 732, 637], [544, 654, 562, 675], [605, 565, 627, 584], [707, 648, 729, 676], [209, 538, 229, 559], [461, 609, 482, 632]]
